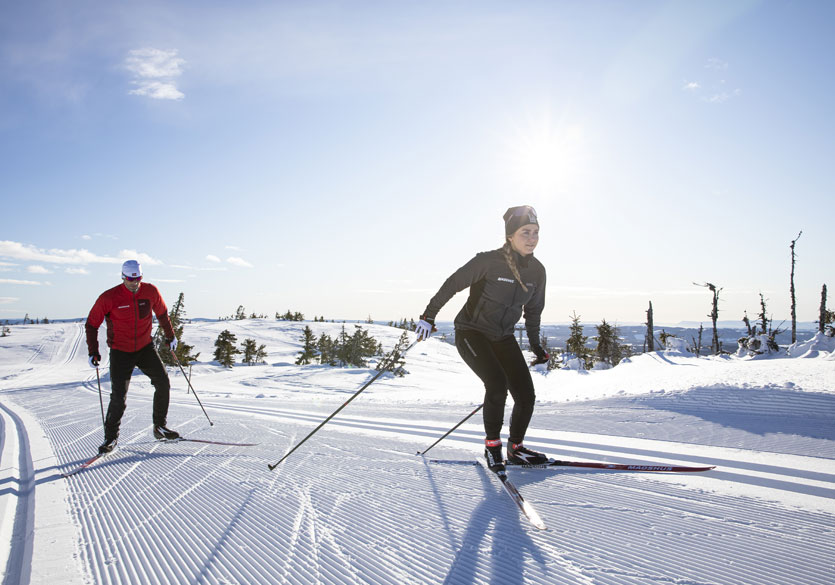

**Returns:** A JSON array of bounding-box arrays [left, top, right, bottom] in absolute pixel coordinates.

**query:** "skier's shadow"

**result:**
[[442, 466, 548, 585]]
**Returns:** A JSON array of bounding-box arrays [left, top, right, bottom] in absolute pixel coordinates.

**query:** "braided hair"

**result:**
[[501, 241, 529, 293]]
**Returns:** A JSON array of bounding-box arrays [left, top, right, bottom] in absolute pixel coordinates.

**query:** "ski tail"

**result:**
[[477, 459, 546, 530], [62, 453, 106, 478]]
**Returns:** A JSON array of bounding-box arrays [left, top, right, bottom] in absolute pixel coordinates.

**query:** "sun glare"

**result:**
[[503, 112, 587, 195]]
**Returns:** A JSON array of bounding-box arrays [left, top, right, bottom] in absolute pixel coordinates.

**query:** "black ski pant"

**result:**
[[104, 343, 171, 441], [455, 330, 536, 444]]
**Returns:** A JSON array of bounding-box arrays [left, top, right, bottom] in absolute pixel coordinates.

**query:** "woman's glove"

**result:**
[[530, 345, 549, 366], [415, 315, 436, 341]]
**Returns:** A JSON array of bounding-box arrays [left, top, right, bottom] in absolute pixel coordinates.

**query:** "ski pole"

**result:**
[[95, 366, 106, 432], [268, 339, 418, 470], [170, 350, 214, 426], [418, 403, 483, 456]]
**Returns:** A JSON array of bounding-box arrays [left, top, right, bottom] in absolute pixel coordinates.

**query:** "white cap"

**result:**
[[121, 260, 142, 279]]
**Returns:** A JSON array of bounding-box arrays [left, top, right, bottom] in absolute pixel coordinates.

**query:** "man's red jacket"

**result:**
[[85, 282, 175, 355]]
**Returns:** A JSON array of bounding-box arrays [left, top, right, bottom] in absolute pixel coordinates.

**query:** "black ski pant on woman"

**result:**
[[104, 343, 171, 441], [455, 330, 536, 444]]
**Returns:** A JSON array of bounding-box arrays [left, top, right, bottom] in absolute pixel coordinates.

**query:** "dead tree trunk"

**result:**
[[645, 301, 654, 352], [790, 230, 802, 343], [695, 282, 722, 354]]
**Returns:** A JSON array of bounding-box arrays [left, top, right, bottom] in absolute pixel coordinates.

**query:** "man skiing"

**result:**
[[85, 260, 181, 454]]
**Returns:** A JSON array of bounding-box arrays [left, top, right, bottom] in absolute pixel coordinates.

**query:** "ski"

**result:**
[[159, 437, 258, 447], [62, 452, 109, 478], [507, 459, 716, 473], [432, 458, 714, 472], [477, 459, 546, 530]]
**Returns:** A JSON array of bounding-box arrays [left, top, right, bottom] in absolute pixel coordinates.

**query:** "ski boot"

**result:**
[[153, 425, 181, 441], [98, 437, 118, 454], [484, 438, 506, 472], [507, 442, 549, 466]]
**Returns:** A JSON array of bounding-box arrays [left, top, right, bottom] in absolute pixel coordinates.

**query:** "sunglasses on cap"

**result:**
[[123, 275, 142, 282]]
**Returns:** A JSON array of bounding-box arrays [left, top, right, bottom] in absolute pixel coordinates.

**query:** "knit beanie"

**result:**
[[503, 205, 538, 236]]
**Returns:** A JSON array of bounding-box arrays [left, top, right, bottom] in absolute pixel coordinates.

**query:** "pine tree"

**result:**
[[317, 333, 336, 365], [235, 305, 246, 320], [241, 338, 267, 365], [566, 311, 592, 369], [594, 319, 623, 367], [213, 330, 240, 367], [155, 292, 199, 366], [296, 326, 318, 365], [376, 331, 410, 377]]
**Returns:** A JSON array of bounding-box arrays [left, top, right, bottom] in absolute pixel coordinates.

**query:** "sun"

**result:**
[[503, 111, 587, 195]]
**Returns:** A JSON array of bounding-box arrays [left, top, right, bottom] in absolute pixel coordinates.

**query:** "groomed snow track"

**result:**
[[2, 323, 834, 585]]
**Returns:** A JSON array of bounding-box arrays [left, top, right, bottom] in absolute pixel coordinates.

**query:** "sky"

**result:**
[[1, 0, 833, 326]]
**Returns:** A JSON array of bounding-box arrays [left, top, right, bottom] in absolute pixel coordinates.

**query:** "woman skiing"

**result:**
[[416, 205, 549, 471]]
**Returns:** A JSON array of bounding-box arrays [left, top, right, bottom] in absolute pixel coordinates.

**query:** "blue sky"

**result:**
[[1, 1, 833, 325]]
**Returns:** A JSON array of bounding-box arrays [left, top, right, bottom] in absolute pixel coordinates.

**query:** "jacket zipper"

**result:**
[[132, 291, 138, 351]]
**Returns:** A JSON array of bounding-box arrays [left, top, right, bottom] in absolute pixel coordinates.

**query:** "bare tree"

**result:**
[[695, 282, 722, 354], [691, 323, 704, 357], [820, 284, 828, 334], [790, 230, 802, 343], [645, 301, 654, 352]]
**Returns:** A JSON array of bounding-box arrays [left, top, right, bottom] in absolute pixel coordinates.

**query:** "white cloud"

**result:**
[[66, 267, 90, 275], [0, 241, 162, 267], [0, 241, 119, 264], [206, 255, 222, 263], [27, 265, 52, 274], [81, 234, 92, 240], [225, 245, 244, 251], [227, 257, 253, 268], [0, 278, 46, 285], [125, 48, 186, 101], [0, 297, 17, 304], [118, 250, 163, 265], [683, 81, 700, 91], [129, 81, 185, 101]]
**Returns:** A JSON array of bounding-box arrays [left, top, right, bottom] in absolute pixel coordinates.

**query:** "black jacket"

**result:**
[[423, 248, 546, 346]]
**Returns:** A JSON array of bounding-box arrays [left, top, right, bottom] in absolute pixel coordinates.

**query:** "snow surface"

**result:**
[[1, 320, 834, 585]]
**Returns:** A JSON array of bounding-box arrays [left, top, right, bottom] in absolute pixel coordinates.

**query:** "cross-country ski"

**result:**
[[477, 458, 547, 530]]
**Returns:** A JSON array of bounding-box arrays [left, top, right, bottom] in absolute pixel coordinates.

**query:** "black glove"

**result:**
[[530, 346, 549, 366], [89, 353, 101, 368]]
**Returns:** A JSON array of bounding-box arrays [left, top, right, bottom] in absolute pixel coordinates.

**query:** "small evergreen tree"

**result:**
[[213, 329, 240, 367], [296, 326, 318, 365], [376, 331, 410, 377], [155, 292, 199, 366], [566, 311, 592, 369], [594, 319, 623, 367], [235, 305, 246, 320], [241, 338, 267, 365], [341, 326, 378, 367], [317, 333, 337, 366]]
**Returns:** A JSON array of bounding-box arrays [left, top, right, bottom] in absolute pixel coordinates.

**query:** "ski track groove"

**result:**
[[4, 324, 835, 585]]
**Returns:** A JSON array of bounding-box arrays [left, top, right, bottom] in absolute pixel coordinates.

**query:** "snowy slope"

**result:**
[[1, 320, 834, 585]]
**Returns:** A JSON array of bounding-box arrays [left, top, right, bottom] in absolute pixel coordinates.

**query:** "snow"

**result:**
[[1, 320, 834, 585]]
